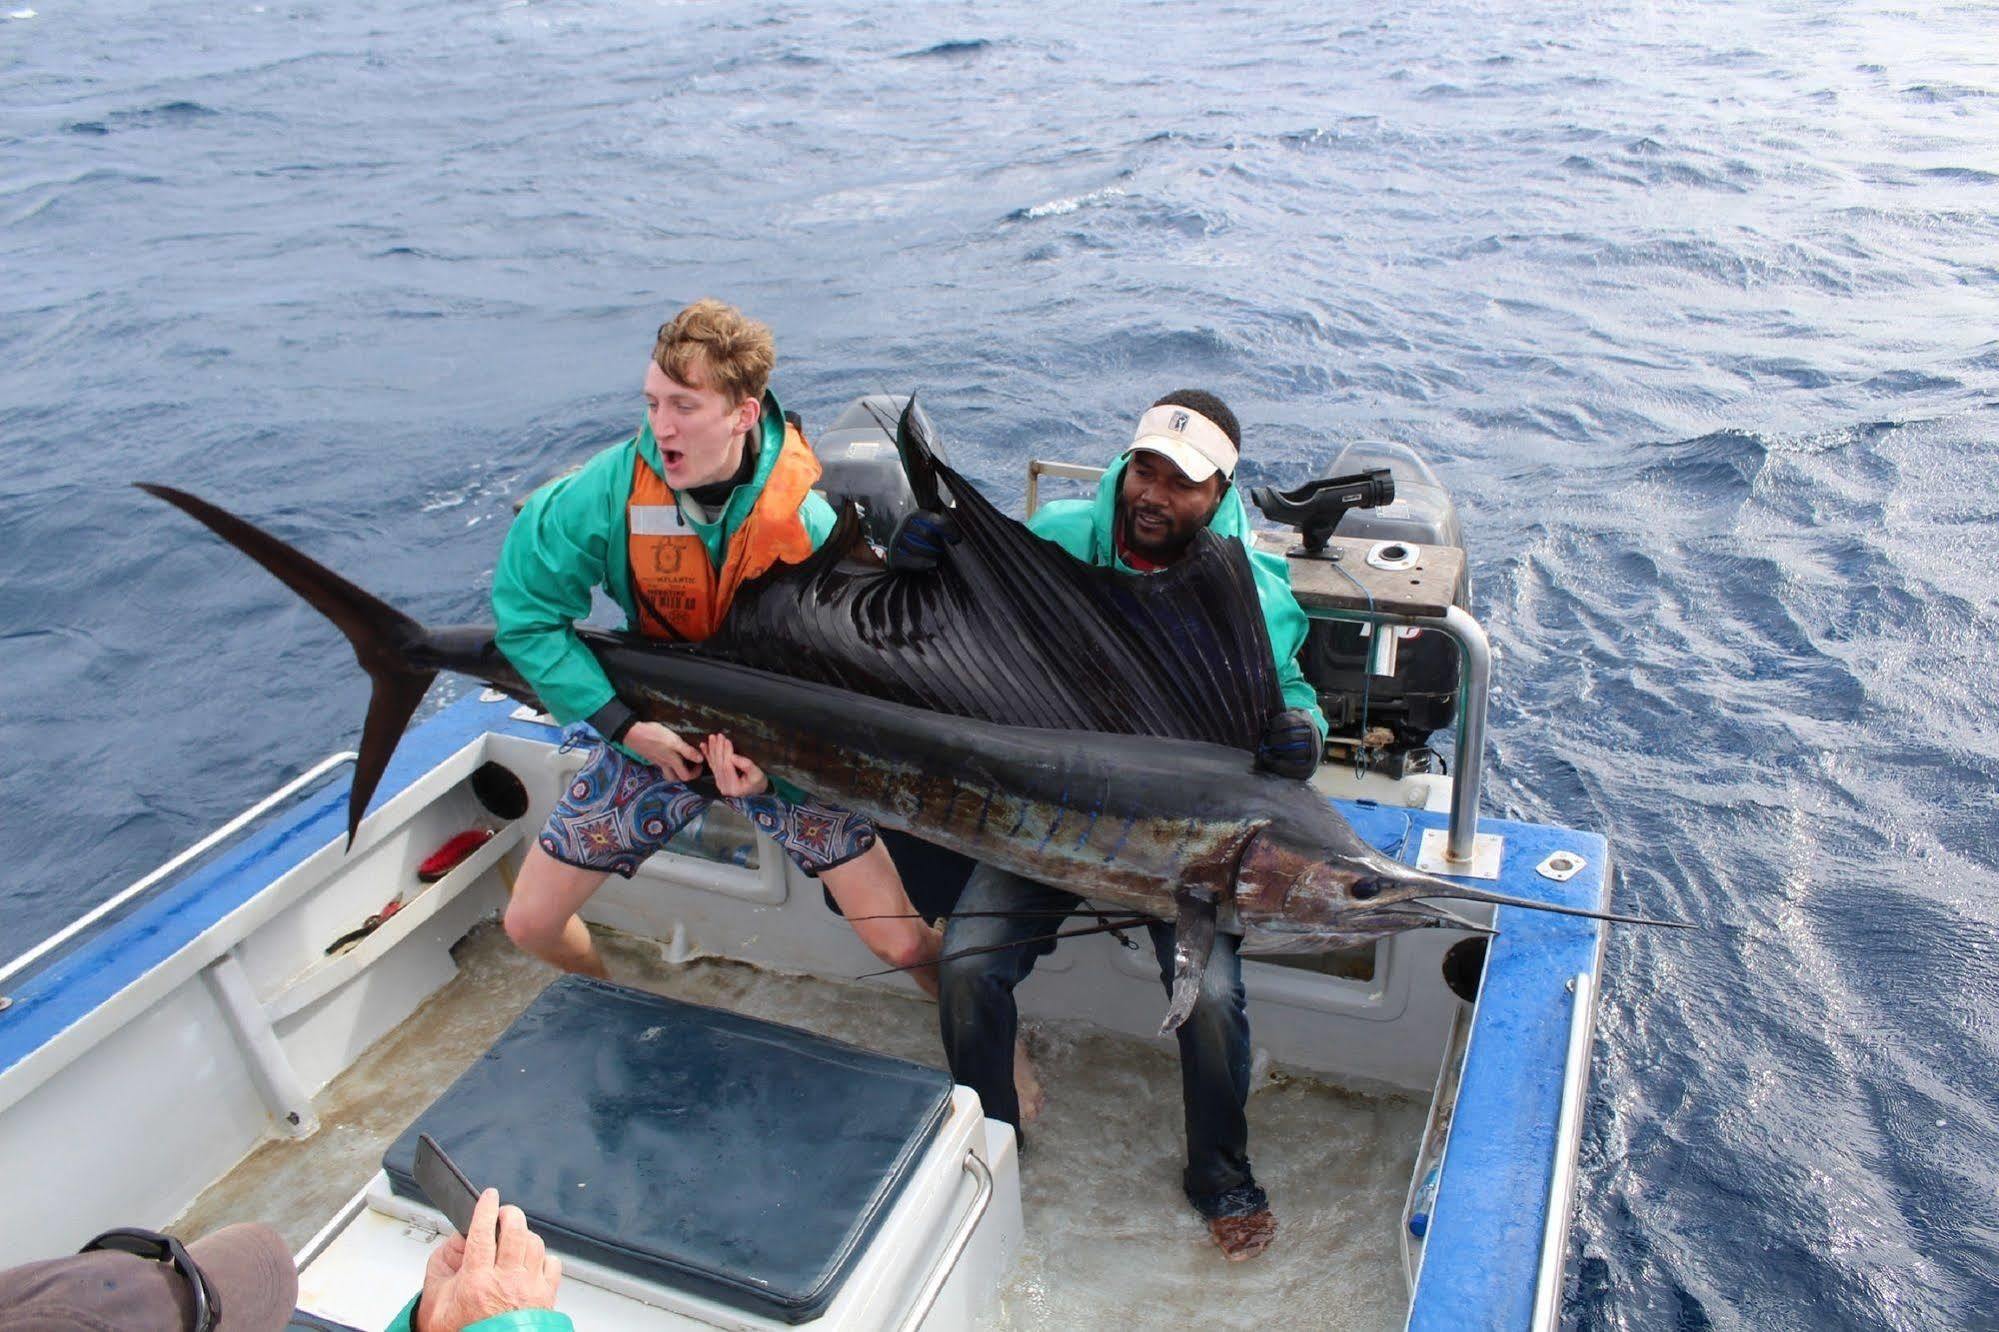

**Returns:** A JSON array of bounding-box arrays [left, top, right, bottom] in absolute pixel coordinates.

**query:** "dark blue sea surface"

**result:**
[[4, 0, 1996, 1325]]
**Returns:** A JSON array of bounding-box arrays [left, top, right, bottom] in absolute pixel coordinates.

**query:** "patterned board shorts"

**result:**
[[538, 739, 878, 880]]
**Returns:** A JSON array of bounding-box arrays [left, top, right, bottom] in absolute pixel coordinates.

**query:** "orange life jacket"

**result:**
[[626, 423, 821, 643]]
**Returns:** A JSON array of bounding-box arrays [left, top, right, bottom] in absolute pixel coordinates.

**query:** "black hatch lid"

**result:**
[[383, 975, 954, 1323]]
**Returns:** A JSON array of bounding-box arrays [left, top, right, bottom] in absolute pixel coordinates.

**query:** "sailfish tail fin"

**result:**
[[137, 484, 436, 846]]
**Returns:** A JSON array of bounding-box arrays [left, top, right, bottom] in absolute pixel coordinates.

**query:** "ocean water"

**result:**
[[4, 0, 1996, 1326]]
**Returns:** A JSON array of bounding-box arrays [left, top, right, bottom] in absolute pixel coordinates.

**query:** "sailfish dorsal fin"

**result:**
[[689, 407, 1282, 752]]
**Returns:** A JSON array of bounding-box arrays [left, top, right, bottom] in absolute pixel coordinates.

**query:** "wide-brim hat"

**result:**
[[0, 1222, 297, 1331], [1127, 403, 1239, 483]]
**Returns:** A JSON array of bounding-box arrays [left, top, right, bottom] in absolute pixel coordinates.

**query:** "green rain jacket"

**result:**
[[1026, 456, 1327, 744], [383, 1295, 572, 1332], [492, 389, 837, 731]]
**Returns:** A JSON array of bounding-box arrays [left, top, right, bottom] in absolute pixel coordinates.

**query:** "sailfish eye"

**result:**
[[1351, 878, 1383, 901]]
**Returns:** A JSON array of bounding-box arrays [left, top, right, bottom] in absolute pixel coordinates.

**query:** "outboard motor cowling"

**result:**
[[811, 395, 943, 547]]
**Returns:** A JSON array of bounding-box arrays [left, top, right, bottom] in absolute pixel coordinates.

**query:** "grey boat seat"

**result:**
[[383, 975, 954, 1324]]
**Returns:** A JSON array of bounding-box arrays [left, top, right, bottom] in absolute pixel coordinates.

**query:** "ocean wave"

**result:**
[[898, 38, 991, 60], [54, 102, 224, 139], [1902, 82, 1999, 103], [1914, 166, 1999, 185], [1010, 187, 1127, 221]]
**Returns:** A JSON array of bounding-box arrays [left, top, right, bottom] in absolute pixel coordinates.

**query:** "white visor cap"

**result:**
[[1128, 403, 1239, 483]]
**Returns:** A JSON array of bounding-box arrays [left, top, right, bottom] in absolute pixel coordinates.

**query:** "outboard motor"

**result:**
[[1256, 441, 1470, 774], [810, 395, 943, 546]]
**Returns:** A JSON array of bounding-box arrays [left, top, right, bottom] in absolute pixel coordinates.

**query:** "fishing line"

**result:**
[[1089, 907, 1142, 950], [843, 909, 1098, 922], [849, 900, 1146, 952], [1386, 812, 1415, 861], [857, 914, 1156, 978], [861, 394, 899, 437]]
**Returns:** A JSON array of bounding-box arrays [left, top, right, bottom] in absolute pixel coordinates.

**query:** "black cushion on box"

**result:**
[[383, 975, 954, 1323]]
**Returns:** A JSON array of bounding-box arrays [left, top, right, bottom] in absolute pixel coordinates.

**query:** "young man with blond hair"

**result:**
[[491, 299, 940, 988]]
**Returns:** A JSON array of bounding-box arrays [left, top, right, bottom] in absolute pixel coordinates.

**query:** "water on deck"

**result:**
[[175, 922, 1422, 1330]]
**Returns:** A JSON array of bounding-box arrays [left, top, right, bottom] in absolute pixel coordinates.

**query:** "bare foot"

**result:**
[[1207, 1209, 1277, 1261], [1013, 1036, 1046, 1125]]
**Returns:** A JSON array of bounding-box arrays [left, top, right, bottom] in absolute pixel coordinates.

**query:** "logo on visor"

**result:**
[[1170, 411, 1189, 432]]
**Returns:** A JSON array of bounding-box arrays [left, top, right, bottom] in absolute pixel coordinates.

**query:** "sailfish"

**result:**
[[139, 401, 1678, 1032]]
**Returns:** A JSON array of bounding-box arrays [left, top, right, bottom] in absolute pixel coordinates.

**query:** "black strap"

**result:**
[[78, 1228, 217, 1332]]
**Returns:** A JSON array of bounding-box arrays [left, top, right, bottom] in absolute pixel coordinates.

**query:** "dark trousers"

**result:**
[[936, 863, 1267, 1219]]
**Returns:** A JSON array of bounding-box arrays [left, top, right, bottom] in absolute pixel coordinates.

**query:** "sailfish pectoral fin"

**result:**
[[1159, 886, 1220, 1036]]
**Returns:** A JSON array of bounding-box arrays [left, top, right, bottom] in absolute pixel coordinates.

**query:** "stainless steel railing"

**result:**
[[1365, 603, 1490, 866], [1531, 970, 1596, 1331]]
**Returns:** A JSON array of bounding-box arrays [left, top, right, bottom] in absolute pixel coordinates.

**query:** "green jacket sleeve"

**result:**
[[800, 490, 838, 551], [383, 1293, 575, 1332], [1247, 549, 1328, 743], [491, 446, 630, 727]]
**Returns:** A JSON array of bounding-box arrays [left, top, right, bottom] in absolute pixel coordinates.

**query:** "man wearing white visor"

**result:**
[[895, 389, 1326, 1261], [1039, 389, 1326, 775]]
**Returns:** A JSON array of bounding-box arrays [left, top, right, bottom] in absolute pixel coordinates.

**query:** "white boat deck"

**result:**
[[173, 920, 1423, 1331]]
